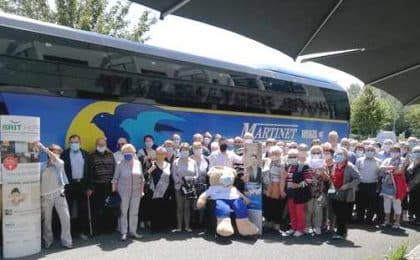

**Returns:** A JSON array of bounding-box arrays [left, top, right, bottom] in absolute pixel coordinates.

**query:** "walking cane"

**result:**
[[87, 195, 93, 236]]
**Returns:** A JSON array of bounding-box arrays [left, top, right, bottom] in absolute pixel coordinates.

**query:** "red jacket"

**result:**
[[393, 173, 408, 200]]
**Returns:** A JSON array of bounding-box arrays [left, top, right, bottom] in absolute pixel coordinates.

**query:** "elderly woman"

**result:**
[[112, 144, 144, 241], [147, 146, 173, 232], [305, 145, 330, 235], [172, 143, 199, 232], [379, 145, 407, 229], [285, 149, 311, 237], [329, 148, 360, 239], [262, 146, 287, 231]]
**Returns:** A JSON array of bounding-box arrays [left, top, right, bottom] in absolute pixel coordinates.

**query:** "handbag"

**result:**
[[181, 176, 198, 200], [104, 192, 122, 217], [327, 186, 345, 201]]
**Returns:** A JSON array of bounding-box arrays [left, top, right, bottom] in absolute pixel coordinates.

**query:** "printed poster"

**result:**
[[1, 115, 41, 259], [243, 143, 263, 234]]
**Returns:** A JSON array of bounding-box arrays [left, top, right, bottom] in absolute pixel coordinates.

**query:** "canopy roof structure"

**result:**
[[132, 0, 420, 104]]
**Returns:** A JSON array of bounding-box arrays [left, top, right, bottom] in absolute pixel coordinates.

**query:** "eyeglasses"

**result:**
[[311, 152, 321, 155]]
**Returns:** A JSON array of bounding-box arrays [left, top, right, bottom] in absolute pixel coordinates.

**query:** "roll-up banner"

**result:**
[[0, 115, 41, 259], [243, 143, 263, 234]]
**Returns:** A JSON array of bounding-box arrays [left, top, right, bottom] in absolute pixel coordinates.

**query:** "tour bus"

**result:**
[[0, 13, 350, 152]]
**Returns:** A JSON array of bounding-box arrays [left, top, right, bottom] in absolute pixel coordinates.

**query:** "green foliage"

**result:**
[[0, 0, 156, 42], [349, 84, 419, 138], [385, 242, 408, 260], [351, 85, 389, 137]]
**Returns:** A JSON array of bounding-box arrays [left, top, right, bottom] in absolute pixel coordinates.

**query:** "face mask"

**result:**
[[390, 152, 400, 159], [365, 151, 375, 158], [401, 148, 408, 154], [349, 146, 356, 152], [124, 153, 133, 161], [411, 152, 420, 159], [323, 153, 332, 160], [244, 139, 253, 144], [166, 147, 174, 154], [145, 141, 154, 149], [193, 148, 202, 155], [287, 158, 298, 165], [180, 151, 190, 158], [383, 145, 391, 152], [97, 146, 106, 153], [227, 144, 234, 151], [334, 154, 345, 163], [70, 143, 80, 152], [408, 142, 417, 149], [173, 139, 181, 146], [221, 174, 234, 187], [220, 144, 227, 152], [311, 154, 322, 159], [203, 138, 211, 145], [355, 150, 364, 158]]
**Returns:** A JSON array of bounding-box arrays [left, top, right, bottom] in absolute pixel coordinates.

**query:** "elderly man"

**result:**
[[355, 145, 381, 225], [88, 138, 116, 234]]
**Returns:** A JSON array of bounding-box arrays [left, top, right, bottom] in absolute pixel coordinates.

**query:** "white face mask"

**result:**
[[244, 139, 253, 144], [96, 146, 106, 153], [203, 137, 211, 145], [311, 154, 322, 160]]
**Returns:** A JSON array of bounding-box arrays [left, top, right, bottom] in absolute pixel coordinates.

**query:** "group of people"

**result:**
[[34, 130, 420, 249]]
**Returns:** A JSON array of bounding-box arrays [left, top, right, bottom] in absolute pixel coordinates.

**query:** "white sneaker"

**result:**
[[293, 231, 304, 237], [121, 234, 127, 241], [304, 228, 313, 234], [285, 229, 295, 236], [79, 234, 88, 241], [392, 223, 401, 229], [403, 214, 409, 222], [314, 228, 322, 235], [130, 233, 143, 239]]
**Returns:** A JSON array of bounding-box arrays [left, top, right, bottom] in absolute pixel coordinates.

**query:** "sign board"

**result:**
[[243, 143, 263, 234], [1, 115, 41, 259]]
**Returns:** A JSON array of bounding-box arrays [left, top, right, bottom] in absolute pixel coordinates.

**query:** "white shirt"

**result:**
[[113, 151, 124, 164], [41, 166, 61, 196], [205, 185, 242, 200], [70, 150, 84, 180], [208, 151, 242, 169]]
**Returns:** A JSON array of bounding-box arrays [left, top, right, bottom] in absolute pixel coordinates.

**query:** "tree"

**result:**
[[0, 0, 157, 43], [404, 105, 420, 137], [350, 85, 389, 137], [347, 83, 362, 103]]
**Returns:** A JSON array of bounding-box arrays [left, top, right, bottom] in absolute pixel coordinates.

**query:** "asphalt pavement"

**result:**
[[17, 223, 420, 260]]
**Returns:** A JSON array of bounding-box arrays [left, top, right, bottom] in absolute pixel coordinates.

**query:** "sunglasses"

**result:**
[[311, 152, 321, 155]]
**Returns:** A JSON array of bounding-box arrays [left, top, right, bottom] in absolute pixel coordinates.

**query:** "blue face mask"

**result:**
[[70, 143, 80, 152], [124, 153, 133, 161], [166, 147, 174, 154], [334, 154, 345, 163], [145, 141, 154, 149], [227, 144, 234, 151], [365, 151, 375, 158], [411, 152, 420, 159]]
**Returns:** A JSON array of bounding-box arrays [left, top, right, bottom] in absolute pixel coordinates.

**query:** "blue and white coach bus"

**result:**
[[0, 13, 349, 152]]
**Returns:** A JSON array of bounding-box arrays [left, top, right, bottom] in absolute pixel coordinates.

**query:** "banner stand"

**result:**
[[0, 116, 41, 258]]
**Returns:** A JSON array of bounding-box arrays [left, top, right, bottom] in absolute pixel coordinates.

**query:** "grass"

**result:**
[[385, 242, 408, 260]]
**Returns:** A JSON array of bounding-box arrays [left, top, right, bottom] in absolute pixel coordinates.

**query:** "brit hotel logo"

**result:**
[[241, 122, 318, 141]]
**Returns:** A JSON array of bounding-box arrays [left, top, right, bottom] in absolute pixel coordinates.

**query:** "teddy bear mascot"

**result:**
[[196, 166, 259, 237]]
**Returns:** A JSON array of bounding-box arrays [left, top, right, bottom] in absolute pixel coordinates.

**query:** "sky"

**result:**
[[48, 0, 363, 89]]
